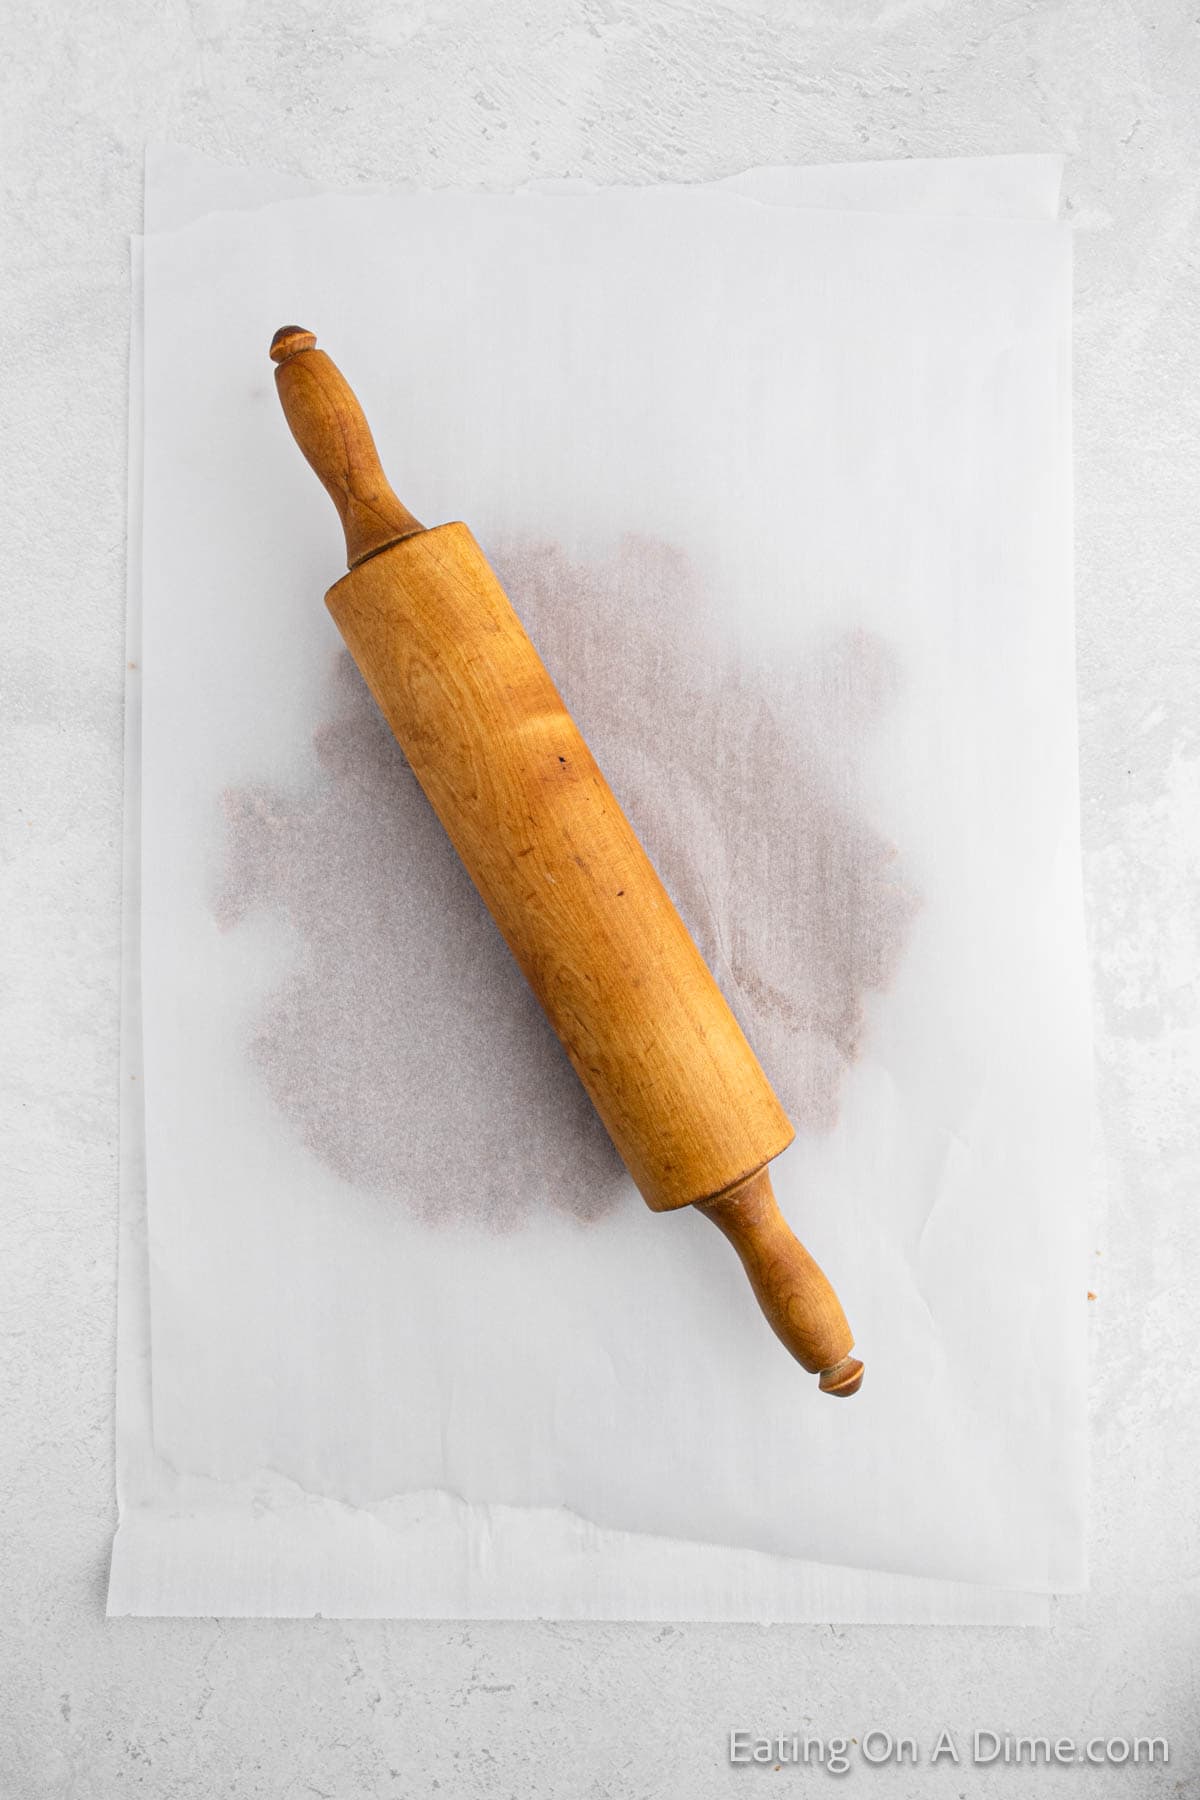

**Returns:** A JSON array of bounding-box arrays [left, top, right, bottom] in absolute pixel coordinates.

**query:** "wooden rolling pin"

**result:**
[[270, 326, 863, 1397]]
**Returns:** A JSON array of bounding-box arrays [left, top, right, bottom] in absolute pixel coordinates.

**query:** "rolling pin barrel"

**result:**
[[270, 326, 863, 1396]]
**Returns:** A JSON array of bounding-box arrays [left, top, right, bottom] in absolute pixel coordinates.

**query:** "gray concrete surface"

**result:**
[[2, 1, 1197, 1794]]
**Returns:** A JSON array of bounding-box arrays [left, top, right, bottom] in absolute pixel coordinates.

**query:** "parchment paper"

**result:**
[[111, 147, 1088, 1618]]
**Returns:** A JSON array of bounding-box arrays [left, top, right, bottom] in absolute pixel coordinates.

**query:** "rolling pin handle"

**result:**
[[697, 1169, 864, 1396], [269, 326, 424, 569]]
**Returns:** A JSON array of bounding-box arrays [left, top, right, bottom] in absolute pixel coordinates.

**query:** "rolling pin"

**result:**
[[269, 326, 863, 1397]]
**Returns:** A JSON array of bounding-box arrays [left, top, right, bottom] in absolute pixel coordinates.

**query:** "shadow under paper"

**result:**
[[215, 534, 918, 1230]]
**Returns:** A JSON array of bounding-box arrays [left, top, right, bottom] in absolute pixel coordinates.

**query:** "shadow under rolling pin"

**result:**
[[269, 325, 864, 1398]]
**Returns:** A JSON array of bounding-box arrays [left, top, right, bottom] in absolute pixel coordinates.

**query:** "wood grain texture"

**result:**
[[327, 521, 795, 1216], [274, 330, 862, 1391]]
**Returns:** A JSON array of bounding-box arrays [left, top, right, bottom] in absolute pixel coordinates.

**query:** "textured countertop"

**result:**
[[2, 2, 1197, 1794]]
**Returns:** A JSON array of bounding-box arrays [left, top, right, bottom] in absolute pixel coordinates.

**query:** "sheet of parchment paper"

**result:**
[[110, 146, 1069, 1628], [111, 147, 1088, 1618]]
